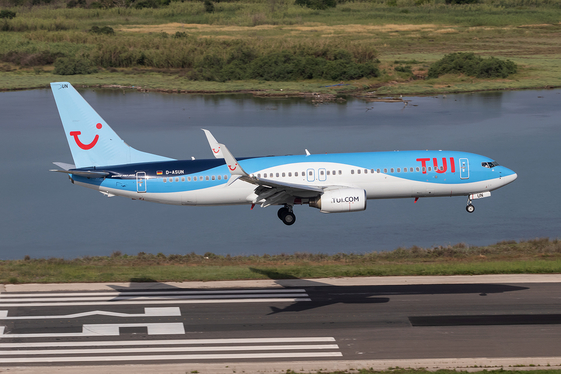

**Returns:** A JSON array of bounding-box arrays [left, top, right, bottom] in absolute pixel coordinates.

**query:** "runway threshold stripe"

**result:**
[[0, 289, 307, 298], [0, 337, 336, 348], [0, 344, 340, 355], [0, 293, 307, 303], [0, 351, 343, 363], [0, 297, 311, 307]]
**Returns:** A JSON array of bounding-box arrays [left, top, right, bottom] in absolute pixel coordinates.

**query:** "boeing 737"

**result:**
[[50, 82, 517, 225]]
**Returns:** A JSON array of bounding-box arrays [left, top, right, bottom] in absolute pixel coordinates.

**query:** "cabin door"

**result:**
[[459, 158, 470, 180], [136, 171, 147, 193]]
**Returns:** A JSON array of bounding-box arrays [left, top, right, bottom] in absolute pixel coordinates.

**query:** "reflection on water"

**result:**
[[0, 88, 560, 260]]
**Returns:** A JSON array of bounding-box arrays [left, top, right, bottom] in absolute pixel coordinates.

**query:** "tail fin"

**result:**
[[50, 82, 174, 168]]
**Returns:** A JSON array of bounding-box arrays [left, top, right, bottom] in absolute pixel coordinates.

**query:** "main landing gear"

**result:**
[[278, 205, 296, 226], [466, 196, 475, 213]]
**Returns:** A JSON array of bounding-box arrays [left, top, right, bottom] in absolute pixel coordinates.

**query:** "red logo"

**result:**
[[229, 164, 238, 171], [417, 157, 456, 174], [70, 123, 102, 150], [212, 147, 220, 154]]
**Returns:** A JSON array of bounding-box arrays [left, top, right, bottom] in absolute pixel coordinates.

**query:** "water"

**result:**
[[0, 88, 560, 260]]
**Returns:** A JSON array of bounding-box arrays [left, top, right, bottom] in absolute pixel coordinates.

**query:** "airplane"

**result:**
[[50, 82, 517, 226]]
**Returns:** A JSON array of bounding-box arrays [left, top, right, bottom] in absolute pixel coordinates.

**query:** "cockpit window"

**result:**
[[482, 161, 500, 168]]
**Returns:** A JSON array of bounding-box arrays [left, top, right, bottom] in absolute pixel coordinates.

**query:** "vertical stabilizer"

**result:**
[[51, 82, 174, 168]]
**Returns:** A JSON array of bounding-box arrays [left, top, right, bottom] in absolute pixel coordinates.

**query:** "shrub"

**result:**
[[204, 0, 214, 12], [172, 31, 188, 39], [0, 50, 64, 66], [0, 10, 16, 19], [394, 65, 413, 74], [54, 57, 98, 75], [294, 0, 335, 10], [428, 52, 517, 79], [89, 25, 115, 35]]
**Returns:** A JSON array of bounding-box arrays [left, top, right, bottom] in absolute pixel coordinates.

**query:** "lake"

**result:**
[[0, 87, 559, 260]]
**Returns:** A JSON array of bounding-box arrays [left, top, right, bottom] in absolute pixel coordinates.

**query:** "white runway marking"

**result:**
[[0, 344, 340, 355], [0, 297, 311, 307], [0, 336, 336, 348], [0, 337, 342, 364], [0, 351, 343, 364], [0, 322, 186, 338], [0, 289, 307, 298], [0, 307, 181, 320], [0, 289, 311, 307]]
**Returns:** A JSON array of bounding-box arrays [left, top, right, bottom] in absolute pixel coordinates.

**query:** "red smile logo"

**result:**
[[229, 163, 238, 171], [213, 147, 221, 154], [70, 123, 102, 150]]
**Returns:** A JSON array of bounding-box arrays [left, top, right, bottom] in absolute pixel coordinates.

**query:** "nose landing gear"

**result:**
[[466, 196, 475, 213], [278, 205, 296, 225]]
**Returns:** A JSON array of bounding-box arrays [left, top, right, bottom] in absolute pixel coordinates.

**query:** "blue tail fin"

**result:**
[[51, 82, 174, 168]]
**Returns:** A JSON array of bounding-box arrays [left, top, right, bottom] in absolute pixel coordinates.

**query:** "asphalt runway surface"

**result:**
[[1, 275, 561, 372]]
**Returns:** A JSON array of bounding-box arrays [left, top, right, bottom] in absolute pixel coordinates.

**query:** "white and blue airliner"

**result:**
[[50, 82, 517, 225]]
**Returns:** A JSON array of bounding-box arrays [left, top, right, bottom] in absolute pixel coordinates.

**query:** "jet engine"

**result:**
[[309, 188, 367, 213]]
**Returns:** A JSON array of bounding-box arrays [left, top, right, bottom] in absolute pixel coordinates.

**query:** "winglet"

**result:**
[[220, 143, 248, 177], [202, 129, 224, 159]]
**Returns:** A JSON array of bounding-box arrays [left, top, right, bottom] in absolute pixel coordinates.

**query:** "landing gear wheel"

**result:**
[[282, 212, 296, 225], [466, 204, 475, 213], [277, 207, 296, 225], [278, 207, 288, 219]]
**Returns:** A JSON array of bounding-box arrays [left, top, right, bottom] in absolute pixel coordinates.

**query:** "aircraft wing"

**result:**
[[219, 142, 348, 207]]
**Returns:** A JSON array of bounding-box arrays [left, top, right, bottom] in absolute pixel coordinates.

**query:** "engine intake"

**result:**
[[309, 188, 367, 213]]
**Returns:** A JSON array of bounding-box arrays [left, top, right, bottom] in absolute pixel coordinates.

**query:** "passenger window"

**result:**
[[175, 177, 179, 182], [163, 178, 167, 183], [308, 171, 312, 176], [288, 172, 292, 177], [428, 167, 432, 171], [410, 167, 414, 172], [295, 172, 298, 177], [384, 168, 388, 173], [326, 171, 330, 176], [416, 167, 420, 172], [370, 169, 374, 173], [276, 173, 280, 177], [351, 170, 355, 174], [338, 170, 342, 175], [212, 175, 215, 180], [282, 172, 285, 177], [224, 175, 228, 180], [377, 169, 380, 173], [403, 168, 407, 173], [187, 177, 191, 182], [358, 170, 361, 174], [205, 176, 209, 181], [320, 170, 324, 175], [333, 170, 336, 175], [181, 177, 185, 182], [391, 168, 394, 173], [397, 168, 401, 173]]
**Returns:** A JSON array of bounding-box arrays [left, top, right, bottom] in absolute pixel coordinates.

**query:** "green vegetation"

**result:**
[[297, 369, 561, 374], [0, 0, 561, 92], [1, 238, 560, 284], [428, 52, 517, 79]]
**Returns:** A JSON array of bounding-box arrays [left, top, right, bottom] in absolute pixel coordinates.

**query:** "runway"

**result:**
[[1, 275, 561, 372]]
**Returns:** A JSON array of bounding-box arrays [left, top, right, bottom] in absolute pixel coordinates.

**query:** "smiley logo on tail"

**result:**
[[70, 123, 102, 150]]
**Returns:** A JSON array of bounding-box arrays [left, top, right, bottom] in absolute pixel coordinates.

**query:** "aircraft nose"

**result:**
[[500, 168, 517, 185]]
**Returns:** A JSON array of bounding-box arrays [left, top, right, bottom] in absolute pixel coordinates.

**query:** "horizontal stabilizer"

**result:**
[[50, 168, 110, 178]]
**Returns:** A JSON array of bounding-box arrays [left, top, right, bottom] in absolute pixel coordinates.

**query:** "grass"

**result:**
[[2, 238, 560, 284], [1, 0, 561, 94]]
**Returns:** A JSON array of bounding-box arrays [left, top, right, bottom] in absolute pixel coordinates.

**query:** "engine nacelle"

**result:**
[[309, 188, 367, 213]]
